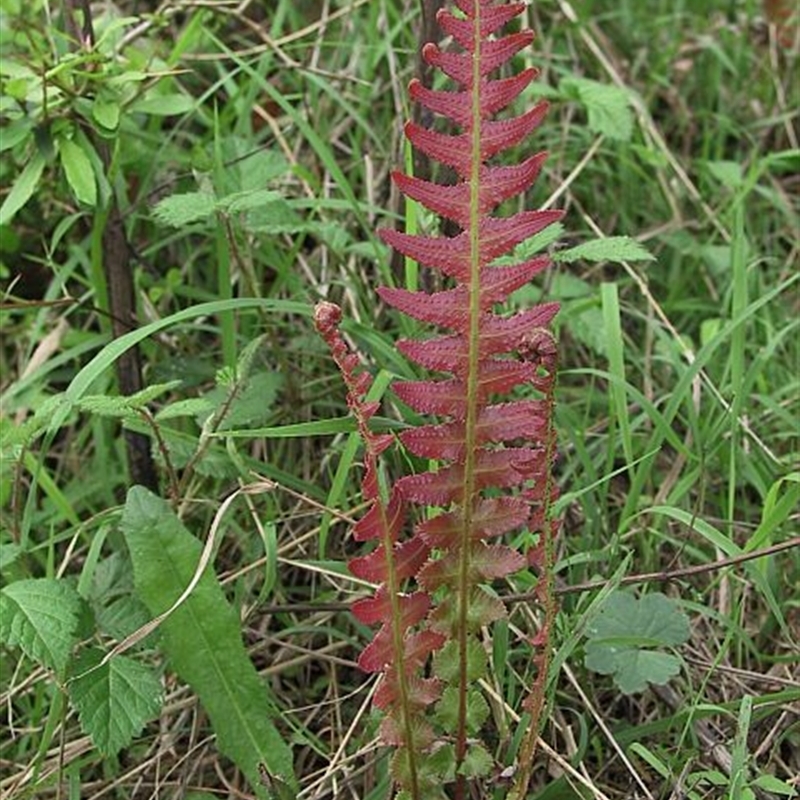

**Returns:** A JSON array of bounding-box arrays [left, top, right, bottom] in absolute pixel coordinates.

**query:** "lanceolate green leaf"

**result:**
[[0, 578, 83, 676], [58, 136, 97, 206], [68, 648, 162, 755], [120, 487, 295, 798], [130, 93, 195, 116], [0, 149, 46, 226]]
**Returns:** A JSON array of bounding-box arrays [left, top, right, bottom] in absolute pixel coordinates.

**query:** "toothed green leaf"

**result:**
[[560, 77, 634, 141], [120, 487, 294, 797], [152, 191, 216, 227], [68, 648, 162, 755], [0, 578, 83, 675]]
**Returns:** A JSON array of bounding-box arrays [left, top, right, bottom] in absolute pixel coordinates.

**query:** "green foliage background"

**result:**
[[1, 0, 797, 798]]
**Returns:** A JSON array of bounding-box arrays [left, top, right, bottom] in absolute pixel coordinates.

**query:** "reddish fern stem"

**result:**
[[313, 302, 426, 798], [511, 334, 560, 799]]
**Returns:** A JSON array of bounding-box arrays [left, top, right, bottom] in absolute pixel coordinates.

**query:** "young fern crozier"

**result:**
[[316, 1, 562, 797]]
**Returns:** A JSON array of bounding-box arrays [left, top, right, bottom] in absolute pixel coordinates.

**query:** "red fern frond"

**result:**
[[316, 2, 562, 797]]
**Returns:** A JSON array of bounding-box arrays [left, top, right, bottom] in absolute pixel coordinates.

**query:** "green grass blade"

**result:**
[[601, 282, 634, 470], [57, 298, 310, 426]]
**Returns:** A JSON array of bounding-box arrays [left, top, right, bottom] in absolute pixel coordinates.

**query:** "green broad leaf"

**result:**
[[555, 236, 655, 264], [1, 393, 66, 447], [91, 15, 141, 49], [4, 76, 31, 102], [88, 552, 151, 641], [131, 93, 195, 116], [699, 244, 733, 274], [498, 222, 565, 264], [316, 222, 350, 255], [68, 648, 162, 755], [58, 137, 97, 206], [424, 743, 457, 783], [460, 743, 493, 778], [126, 380, 184, 406], [152, 191, 217, 227], [589, 592, 690, 646], [240, 149, 290, 186], [687, 770, 730, 788], [96, 595, 152, 641], [0, 150, 46, 226], [700, 317, 724, 347], [120, 487, 295, 798], [106, 71, 151, 86], [560, 77, 634, 141], [586, 647, 682, 694], [0, 118, 32, 152], [705, 159, 744, 189], [92, 98, 120, 130], [393, 745, 454, 793], [584, 591, 690, 694], [0, 578, 83, 675], [549, 272, 593, 299], [77, 380, 181, 419], [569, 305, 607, 357], [764, 149, 800, 175], [0, 543, 24, 571], [148, 425, 237, 478]]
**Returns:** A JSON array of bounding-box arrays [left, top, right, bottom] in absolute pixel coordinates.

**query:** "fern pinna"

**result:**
[[315, 1, 562, 798]]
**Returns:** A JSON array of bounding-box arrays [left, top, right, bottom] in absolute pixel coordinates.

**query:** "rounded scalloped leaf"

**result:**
[[430, 588, 507, 635], [435, 686, 490, 735], [460, 743, 494, 779], [391, 746, 453, 795], [584, 590, 690, 694], [433, 638, 488, 683]]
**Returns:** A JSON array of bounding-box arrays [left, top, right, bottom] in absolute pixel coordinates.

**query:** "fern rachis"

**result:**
[[315, 2, 563, 797]]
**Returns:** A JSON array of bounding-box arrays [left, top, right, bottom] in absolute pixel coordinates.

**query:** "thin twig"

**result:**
[[257, 536, 800, 616]]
